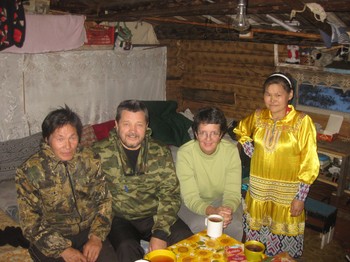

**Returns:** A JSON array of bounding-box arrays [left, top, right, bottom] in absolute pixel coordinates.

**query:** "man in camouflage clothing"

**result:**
[[16, 106, 117, 262], [93, 100, 192, 262]]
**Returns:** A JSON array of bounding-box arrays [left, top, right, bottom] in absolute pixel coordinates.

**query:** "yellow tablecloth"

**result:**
[[168, 230, 242, 262]]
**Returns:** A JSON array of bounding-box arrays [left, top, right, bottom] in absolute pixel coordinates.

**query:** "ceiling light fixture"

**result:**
[[232, 0, 250, 32]]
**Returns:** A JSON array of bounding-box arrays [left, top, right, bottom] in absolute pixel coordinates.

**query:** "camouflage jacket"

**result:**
[[92, 129, 181, 240], [16, 143, 112, 258]]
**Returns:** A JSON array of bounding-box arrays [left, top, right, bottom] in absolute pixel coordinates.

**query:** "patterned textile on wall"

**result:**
[[0, 0, 25, 51], [0, 47, 167, 141]]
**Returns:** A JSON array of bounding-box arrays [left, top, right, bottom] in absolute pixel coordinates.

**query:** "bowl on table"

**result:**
[[144, 249, 176, 262]]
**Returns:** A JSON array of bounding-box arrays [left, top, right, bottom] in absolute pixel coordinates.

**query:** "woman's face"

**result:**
[[195, 123, 221, 155], [47, 124, 79, 161], [263, 83, 293, 120]]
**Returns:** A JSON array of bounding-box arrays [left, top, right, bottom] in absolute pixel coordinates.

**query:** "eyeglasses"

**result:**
[[197, 131, 221, 139]]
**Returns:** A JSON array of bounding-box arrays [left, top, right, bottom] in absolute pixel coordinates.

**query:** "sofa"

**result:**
[[0, 100, 194, 259]]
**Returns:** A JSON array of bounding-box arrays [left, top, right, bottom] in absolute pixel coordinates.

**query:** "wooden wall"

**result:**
[[161, 40, 274, 121], [161, 40, 350, 138]]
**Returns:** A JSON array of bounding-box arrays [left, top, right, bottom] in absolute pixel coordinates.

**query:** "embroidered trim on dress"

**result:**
[[242, 141, 254, 158], [295, 183, 310, 201], [249, 176, 299, 205]]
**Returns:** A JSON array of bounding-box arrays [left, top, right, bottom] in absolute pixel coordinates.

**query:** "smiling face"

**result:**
[[263, 83, 293, 120], [195, 123, 222, 155], [47, 124, 79, 161], [115, 110, 148, 150]]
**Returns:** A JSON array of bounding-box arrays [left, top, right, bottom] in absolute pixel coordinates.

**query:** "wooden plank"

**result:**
[[179, 40, 275, 54], [184, 52, 275, 66], [182, 88, 235, 105], [182, 73, 263, 88]]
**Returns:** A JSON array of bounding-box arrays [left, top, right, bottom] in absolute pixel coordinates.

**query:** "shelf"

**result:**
[[277, 62, 350, 75], [317, 176, 338, 187], [316, 143, 350, 197], [277, 62, 323, 71]]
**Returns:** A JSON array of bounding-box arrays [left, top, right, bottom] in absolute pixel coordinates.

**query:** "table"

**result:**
[[167, 230, 243, 262]]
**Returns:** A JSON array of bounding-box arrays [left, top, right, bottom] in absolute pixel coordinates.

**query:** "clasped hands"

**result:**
[[61, 234, 102, 262], [206, 205, 233, 228]]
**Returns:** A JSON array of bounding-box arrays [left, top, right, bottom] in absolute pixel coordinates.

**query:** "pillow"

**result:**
[[80, 124, 97, 147], [141, 101, 193, 147], [0, 179, 19, 222], [0, 132, 42, 182], [92, 120, 115, 141]]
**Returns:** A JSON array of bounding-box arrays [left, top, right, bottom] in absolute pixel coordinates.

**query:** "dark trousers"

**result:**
[[29, 229, 117, 262], [108, 216, 193, 262]]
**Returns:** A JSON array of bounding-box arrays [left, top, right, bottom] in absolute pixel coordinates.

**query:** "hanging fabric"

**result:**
[[0, 0, 25, 51]]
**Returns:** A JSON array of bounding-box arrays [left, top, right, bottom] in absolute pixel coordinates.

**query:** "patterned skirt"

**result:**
[[243, 213, 304, 258]]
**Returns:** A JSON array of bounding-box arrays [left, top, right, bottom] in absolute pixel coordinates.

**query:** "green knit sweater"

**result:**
[[176, 139, 242, 215]]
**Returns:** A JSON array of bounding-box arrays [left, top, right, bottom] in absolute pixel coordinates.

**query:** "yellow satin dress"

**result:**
[[234, 105, 319, 236]]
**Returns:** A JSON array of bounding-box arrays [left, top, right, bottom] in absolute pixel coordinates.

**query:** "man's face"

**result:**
[[115, 110, 148, 150], [47, 124, 79, 161]]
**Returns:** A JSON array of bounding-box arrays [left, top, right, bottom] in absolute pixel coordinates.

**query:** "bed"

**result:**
[[0, 100, 239, 260]]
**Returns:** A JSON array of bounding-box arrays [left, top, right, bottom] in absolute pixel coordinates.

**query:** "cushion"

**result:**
[[92, 120, 115, 141], [0, 132, 42, 182], [142, 100, 193, 147], [0, 179, 19, 222], [80, 124, 97, 147]]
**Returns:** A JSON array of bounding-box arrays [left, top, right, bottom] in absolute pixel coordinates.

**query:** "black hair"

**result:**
[[41, 105, 83, 141], [263, 72, 294, 94], [116, 100, 149, 123], [192, 107, 227, 139]]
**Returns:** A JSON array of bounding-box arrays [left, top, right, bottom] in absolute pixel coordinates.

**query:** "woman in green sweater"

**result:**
[[176, 107, 243, 241]]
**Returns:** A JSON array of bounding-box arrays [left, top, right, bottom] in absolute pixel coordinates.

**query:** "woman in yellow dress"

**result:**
[[233, 72, 319, 258]]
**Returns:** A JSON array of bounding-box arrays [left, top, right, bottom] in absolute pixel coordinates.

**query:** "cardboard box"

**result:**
[[225, 244, 247, 262]]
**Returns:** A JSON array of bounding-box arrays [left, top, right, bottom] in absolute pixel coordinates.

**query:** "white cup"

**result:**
[[205, 214, 223, 238]]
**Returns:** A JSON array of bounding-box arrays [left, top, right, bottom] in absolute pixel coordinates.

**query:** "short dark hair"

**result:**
[[192, 107, 227, 139], [116, 100, 149, 123], [42, 105, 83, 141]]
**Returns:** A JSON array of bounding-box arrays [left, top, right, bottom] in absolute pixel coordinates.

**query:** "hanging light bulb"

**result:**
[[232, 0, 250, 32]]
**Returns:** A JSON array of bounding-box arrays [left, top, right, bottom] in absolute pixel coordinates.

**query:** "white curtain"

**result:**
[[0, 47, 167, 141]]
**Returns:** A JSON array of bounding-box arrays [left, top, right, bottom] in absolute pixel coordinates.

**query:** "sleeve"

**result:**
[[233, 112, 257, 145], [15, 166, 71, 258], [296, 115, 320, 185], [88, 159, 112, 241], [222, 145, 242, 212], [152, 146, 181, 240], [176, 146, 208, 215], [295, 182, 310, 201]]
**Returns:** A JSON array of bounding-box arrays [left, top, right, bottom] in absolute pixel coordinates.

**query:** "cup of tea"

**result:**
[[244, 240, 265, 261], [144, 249, 176, 262], [205, 214, 223, 238]]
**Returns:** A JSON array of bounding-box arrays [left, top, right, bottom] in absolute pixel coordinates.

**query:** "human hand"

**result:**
[[61, 247, 87, 262], [290, 199, 304, 217], [82, 235, 103, 262], [148, 237, 167, 252], [207, 206, 232, 228], [217, 206, 233, 228]]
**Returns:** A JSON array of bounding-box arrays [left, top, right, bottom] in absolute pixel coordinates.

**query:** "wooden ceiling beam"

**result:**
[[282, 0, 332, 35], [146, 17, 321, 40]]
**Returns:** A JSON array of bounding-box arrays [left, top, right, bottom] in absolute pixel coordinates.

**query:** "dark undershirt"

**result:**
[[123, 147, 140, 172]]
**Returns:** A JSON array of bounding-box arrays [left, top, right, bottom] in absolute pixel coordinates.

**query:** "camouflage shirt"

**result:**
[[92, 129, 181, 240], [16, 142, 112, 258]]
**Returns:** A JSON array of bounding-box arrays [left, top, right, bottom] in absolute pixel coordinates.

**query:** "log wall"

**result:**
[[161, 40, 350, 139]]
